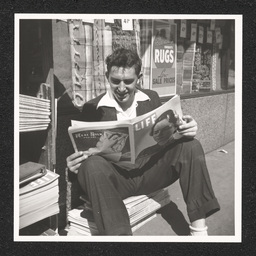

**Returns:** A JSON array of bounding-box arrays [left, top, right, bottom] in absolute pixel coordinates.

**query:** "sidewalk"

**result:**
[[133, 141, 235, 236]]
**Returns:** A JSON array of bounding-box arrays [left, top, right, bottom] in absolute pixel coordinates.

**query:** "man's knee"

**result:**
[[180, 138, 205, 158], [78, 155, 109, 176]]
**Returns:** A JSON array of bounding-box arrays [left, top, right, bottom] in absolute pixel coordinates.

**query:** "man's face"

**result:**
[[152, 119, 176, 146], [107, 66, 138, 111]]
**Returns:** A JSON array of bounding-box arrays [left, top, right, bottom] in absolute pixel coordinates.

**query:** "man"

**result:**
[[67, 48, 220, 236]]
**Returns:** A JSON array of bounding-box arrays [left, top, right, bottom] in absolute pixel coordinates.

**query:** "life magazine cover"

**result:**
[[68, 95, 183, 169]]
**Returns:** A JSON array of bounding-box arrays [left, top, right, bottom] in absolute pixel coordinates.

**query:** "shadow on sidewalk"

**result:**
[[157, 201, 190, 236]]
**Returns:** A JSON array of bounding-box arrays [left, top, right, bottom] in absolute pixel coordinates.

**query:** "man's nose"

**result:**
[[118, 82, 126, 92]]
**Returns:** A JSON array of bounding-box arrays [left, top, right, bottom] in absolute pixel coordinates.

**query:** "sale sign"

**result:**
[[151, 22, 177, 96]]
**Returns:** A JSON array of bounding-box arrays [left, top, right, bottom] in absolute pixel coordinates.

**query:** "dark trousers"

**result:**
[[77, 138, 220, 235]]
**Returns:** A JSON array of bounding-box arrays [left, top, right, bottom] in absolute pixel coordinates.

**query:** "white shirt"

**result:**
[[97, 88, 150, 121]]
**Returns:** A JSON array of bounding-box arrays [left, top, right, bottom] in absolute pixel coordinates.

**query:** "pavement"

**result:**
[[133, 141, 235, 236]]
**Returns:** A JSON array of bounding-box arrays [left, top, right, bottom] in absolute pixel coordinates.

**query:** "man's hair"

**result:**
[[150, 110, 178, 136], [105, 48, 142, 77]]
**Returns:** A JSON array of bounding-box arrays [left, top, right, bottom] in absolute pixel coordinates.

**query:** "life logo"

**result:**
[[153, 38, 175, 69]]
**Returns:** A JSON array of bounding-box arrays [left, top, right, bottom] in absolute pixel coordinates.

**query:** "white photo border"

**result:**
[[14, 13, 242, 243]]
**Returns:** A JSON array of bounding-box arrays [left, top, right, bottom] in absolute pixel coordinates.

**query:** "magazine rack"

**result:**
[[19, 19, 58, 235], [19, 82, 58, 235]]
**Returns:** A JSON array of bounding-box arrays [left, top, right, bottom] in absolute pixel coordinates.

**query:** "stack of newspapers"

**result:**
[[67, 189, 170, 236], [19, 167, 60, 230], [19, 94, 51, 132]]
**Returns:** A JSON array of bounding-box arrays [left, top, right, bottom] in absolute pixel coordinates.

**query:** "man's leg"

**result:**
[[174, 138, 220, 223], [135, 138, 220, 231], [77, 155, 135, 235]]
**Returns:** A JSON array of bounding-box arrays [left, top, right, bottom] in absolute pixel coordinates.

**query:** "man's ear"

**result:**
[[136, 73, 143, 87]]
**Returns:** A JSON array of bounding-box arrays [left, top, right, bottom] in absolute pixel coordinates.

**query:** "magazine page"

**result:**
[[68, 95, 183, 168], [132, 95, 183, 164], [68, 121, 135, 164]]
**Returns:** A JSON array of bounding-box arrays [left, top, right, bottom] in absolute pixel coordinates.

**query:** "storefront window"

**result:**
[[140, 19, 235, 97]]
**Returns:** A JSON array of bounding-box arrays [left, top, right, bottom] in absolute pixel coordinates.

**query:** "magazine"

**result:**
[[67, 189, 170, 236], [68, 95, 184, 169]]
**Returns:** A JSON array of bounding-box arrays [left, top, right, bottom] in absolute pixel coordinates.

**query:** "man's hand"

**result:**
[[66, 151, 88, 174], [177, 115, 198, 138]]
